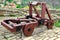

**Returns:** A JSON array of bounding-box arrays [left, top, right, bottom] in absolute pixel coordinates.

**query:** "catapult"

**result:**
[[1, 2, 54, 36]]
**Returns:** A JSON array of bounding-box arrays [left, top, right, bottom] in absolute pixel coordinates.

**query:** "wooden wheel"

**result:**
[[22, 23, 35, 36], [47, 22, 53, 29]]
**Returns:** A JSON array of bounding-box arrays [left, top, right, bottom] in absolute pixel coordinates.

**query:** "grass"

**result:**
[[0, 15, 15, 17], [54, 20, 60, 28], [56, 14, 60, 16]]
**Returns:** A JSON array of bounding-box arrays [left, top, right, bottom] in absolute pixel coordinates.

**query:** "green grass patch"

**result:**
[[55, 6, 60, 9], [54, 20, 60, 27], [0, 14, 16, 17], [56, 14, 60, 16], [9, 15, 16, 17]]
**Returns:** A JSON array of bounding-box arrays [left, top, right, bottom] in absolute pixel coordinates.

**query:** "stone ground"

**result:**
[[0, 16, 60, 40]]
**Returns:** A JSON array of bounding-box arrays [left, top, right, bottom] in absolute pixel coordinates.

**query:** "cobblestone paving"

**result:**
[[0, 16, 60, 40], [0, 24, 60, 40]]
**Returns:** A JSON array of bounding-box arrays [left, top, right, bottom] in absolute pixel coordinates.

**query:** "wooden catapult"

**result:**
[[1, 2, 54, 36]]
